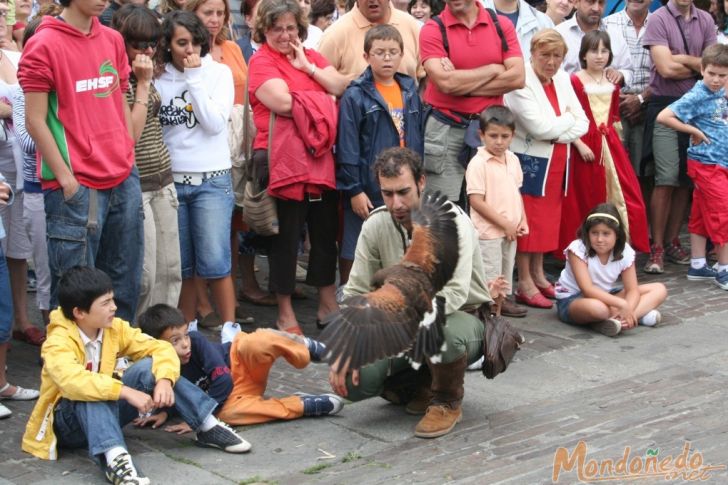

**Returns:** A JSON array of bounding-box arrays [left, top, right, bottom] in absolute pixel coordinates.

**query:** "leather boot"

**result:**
[[414, 355, 467, 438], [500, 296, 528, 318], [381, 366, 432, 415]]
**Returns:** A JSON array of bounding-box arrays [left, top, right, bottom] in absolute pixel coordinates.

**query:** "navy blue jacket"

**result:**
[[181, 332, 233, 408], [336, 67, 425, 208], [235, 35, 256, 64]]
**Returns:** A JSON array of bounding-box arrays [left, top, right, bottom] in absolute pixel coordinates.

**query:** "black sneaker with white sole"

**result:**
[[299, 393, 344, 416], [303, 337, 327, 362], [104, 452, 150, 485], [195, 422, 251, 453]]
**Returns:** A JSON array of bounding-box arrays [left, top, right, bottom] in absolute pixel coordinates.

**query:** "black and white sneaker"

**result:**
[[195, 422, 251, 453], [104, 452, 150, 485], [303, 337, 327, 362], [299, 393, 344, 417]]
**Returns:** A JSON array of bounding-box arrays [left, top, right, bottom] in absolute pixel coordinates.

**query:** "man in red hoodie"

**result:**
[[18, 0, 145, 321]]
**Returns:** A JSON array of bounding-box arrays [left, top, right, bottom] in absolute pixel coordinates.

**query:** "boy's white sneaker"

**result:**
[[467, 355, 485, 371], [104, 452, 150, 485], [196, 422, 251, 453], [221, 322, 241, 344]]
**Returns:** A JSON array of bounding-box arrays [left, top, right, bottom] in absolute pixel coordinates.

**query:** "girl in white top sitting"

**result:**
[[555, 203, 667, 337]]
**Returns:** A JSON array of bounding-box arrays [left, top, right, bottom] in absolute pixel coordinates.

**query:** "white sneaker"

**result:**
[[639, 310, 662, 327], [296, 263, 307, 282], [335, 285, 346, 304], [466, 355, 484, 371], [221, 322, 241, 344], [0, 402, 11, 419]]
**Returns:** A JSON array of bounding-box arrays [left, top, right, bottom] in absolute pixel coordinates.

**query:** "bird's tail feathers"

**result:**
[[406, 295, 447, 369]]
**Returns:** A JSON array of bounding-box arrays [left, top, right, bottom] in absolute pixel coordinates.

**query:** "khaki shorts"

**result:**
[[422, 116, 466, 201], [478, 237, 516, 295], [652, 123, 685, 187]]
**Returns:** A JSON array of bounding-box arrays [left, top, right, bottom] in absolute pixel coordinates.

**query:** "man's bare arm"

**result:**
[[423, 57, 504, 97], [470, 56, 525, 97], [651, 45, 698, 80]]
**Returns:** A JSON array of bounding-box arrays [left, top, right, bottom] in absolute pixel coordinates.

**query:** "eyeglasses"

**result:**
[[369, 49, 402, 59], [129, 39, 159, 51], [270, 25, 298, 35]]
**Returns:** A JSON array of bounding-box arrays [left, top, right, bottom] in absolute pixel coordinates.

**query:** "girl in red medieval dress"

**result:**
[[559, 30, 650, 256]]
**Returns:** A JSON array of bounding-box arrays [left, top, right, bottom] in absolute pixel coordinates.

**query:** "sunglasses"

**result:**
[[129, 39, 158, 51]]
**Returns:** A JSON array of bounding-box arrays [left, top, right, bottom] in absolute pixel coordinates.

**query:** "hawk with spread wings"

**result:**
[[319, 191, 460, 370]]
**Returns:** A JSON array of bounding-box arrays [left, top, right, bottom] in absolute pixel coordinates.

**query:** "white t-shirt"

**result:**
[[555, 239, 635, 299]]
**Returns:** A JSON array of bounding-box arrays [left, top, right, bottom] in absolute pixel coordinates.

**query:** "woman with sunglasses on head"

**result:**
[[156, 10, 237, 339], [111, 5, 183, 319]]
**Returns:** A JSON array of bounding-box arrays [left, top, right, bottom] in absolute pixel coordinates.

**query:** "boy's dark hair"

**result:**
[[310, 0, 335, 23], [160, 10, 211, 63], [364, 24, 403, 53], [372, 147, 424, 184], [57, 266, 114, 321], [241, 0, 261, 17], [577, 203, 627, 261], [579, 30, 613, 69], [479, 105, 515, 132], [407, 0, 443, 16], [701, 43, 728, 69], [137, 304, 187, 339], [112, 4, 161, 44]]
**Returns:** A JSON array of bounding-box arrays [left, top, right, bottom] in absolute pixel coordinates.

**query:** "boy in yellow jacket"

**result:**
[[22, 267, 250, 485]]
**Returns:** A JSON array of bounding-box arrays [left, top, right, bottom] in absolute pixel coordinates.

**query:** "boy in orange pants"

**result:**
[[137, 304, 343, 431]]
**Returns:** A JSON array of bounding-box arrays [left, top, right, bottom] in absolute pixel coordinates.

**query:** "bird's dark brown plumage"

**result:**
[[320, 191, 460, 369]]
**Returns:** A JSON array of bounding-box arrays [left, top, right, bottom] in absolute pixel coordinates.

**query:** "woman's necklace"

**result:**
[[585, 70, 604, 85]]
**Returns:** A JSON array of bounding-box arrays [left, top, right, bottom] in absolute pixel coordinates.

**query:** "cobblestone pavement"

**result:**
[[1, 250, 727, 485]]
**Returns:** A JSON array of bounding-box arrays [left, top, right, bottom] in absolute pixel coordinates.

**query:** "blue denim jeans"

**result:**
[[0, 244, 12, 344], [44, 169, 143, 321], [175, 174, 234, 279], [53, 358, 217, 459]]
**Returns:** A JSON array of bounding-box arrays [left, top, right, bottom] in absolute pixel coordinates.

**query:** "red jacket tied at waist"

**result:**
[[267, 90, 337, 201]]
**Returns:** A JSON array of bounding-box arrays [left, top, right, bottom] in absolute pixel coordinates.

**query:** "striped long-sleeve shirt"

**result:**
[[11, 88, 41, 193]]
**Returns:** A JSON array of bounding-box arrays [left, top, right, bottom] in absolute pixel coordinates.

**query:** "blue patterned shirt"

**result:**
[[668, 81, 728, 168]]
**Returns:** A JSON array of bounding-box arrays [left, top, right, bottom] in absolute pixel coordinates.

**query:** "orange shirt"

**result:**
[[218, 40, 248, 104], [375, 81, 404, 147]]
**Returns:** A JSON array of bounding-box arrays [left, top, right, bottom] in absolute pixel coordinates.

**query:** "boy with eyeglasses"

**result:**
[[335, 24, 425, 292]]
